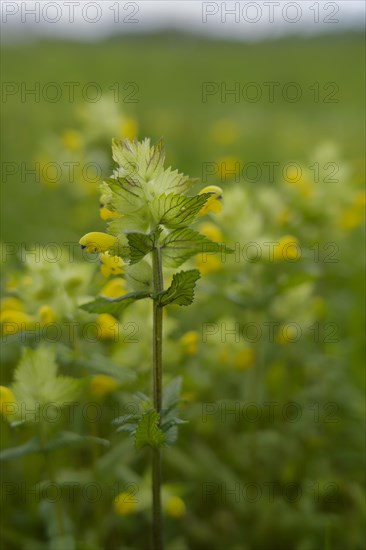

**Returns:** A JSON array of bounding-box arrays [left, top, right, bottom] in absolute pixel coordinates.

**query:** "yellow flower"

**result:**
[[62, 129, 83, 151], [90, 375, 119, 397], [38, 305, 56, 325], [0, 386, 16, 417], [210, 118, 239, 146], [99, 253, 124, 277], [180, 331, 199, 355], [99, 206, 122, 221], [79, 232, 117, 254], [119, 116, 138, 141], [0, 310, 32, 335], [100, 278, 127, 298], [0, 297, 23, 312], [195, 255, 222, 275], [165, 496, 186, 519], [199, 222, 223, 243], [273, 236, 300, 261], [198, 186, 223, 216], [234, 349, 256, 371], [97, 314, 119, 341], [114, 492, 137, 516]]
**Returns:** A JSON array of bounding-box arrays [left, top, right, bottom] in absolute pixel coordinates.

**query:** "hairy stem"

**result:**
[[152, 244, 164, 550]]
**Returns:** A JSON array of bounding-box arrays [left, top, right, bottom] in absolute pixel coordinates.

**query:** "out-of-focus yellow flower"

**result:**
[[38, 305, 56, 325], [339, 210, 364, 230], [97, 314, 119, 341], [198, 186, 223, 216], [90, 375, 119, 397], [199, 222, 223, 243], [100, 253, 124, 277], [79, 232, 117, 254], [119, 116, 138, 141], [114, 492, 137, 516], [100, 278, 127, 298], [195, 255, 222, 275], [234, 349, 256, 371], [339, 194, 365, 230], [210, 118, 240, 146], [277, 324, 299, 345], [0, 386, 16, 417], [1, 297, 23, 312], [0, 310, 32, 334], [285, 167, 314, 198], [165, 496, 186, 519], [217, 156, 241, 181], [273, 236, 300, 261], [62, 129, 83, 151], [180, 331, 199, 355]]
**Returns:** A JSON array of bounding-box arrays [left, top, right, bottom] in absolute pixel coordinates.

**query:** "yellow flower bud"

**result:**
[[79, 232, 117, 254], [96, 314, 119, 341], [99, 253, 124, 277], [198, 186, 223, 216], [0, 310, 32, 335], [90, 375, 119, 397], [273, 236, 300, 261], [100, 278, 127, 298], [114, 492, 137, 516], [180, 331, 199, 355], [0, 386, 16, 417], [99, 206, 122, 221], [165, 496, 186, 519]]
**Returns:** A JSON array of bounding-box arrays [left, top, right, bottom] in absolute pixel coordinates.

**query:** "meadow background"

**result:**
[[1, 29, 365, 550]]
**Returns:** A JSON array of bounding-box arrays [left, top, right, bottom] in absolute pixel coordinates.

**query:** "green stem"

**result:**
[[152, 245, 164, 550]]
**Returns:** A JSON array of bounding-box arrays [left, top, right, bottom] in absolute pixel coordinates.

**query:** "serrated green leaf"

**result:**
[[151, 193, 211, 228], [126, 229, 161, 265], [0, 432, 109, 461], [161, 228, 216, 268], [158, 269, 200, 307], [112, 138, 165, 182], [134, 409, 166, 450], [151, 167, 197, 196], [11, 346, 82, 413], [80, 290, 151, 315]]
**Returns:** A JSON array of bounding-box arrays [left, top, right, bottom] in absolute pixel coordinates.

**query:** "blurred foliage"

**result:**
[[1, 32, 365, 550]]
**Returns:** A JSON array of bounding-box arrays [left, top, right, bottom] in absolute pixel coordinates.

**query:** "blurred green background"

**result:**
[[1, 31, 365, 550]]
